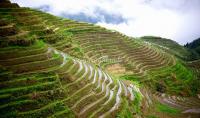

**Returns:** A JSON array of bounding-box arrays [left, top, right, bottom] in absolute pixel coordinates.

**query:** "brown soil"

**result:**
[[105, 63, 132, 75], [141, 87, 200, 118]]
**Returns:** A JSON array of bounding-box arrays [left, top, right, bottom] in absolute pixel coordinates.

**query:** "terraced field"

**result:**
[[0, 0, 200, 118]]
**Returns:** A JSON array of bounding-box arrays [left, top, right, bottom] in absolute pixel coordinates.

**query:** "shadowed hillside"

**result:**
[[0, 0, 200, 118], [185, 37, 200, 59]]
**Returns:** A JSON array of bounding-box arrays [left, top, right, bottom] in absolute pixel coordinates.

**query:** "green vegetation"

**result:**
[[52, 52, 60, 58], [156, 102, 181, 115], [120, 74, 140, 82], [116, 98, 133, 118], [148, 61, 199, 96], [140, 36, 193, 60]]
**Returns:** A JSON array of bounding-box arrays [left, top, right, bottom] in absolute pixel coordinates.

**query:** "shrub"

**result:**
[[155, 82, 166, 93], [0, 25, 18, 37], [0, 19, 9, 26], [7, 34, 37, 46], [0, 3, 19, 8], [40, 34, 64, 44]]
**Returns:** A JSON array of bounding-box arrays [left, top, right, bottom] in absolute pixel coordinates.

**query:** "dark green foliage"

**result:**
[[0, 19, 9, 26], [185, 37, 200, 59], [0, 35, 37, 47], [140, 36, 163, 39], [185, 38, 200, 49], [40, 34, 64, 44], [0, 0, 11, 3], [29, 29, 54, 36], [8, 35, 36, 46], [0, 65, 13, 81], [0, 25, 18, 37], [0, 3, 19, 8], [155, 82, 166, 93]]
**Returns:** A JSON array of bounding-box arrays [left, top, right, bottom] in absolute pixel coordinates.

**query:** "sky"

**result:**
[[11, 0, 200, 45]]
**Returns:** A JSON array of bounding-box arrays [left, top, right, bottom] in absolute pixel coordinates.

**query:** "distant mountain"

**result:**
[[140, 36, 196, 60], [184, 37, 200, 59]]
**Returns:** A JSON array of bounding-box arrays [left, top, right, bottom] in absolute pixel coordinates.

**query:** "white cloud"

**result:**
[[98, 8, 180, 40], [11, 0, 200, 45]]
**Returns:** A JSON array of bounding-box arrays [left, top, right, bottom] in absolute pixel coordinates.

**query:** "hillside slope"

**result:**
[[140, 36, 195, 60], [0, 0, 200, 118]]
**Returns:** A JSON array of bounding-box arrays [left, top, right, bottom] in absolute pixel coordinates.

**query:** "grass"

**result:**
[[0, 40, 45, 51], [119, 75, 141, 89], [0, 70, 75, 118], [133, 91, 143, 113], [156, 102, 181, 115], [116, 98, 133, 118], [52, 52, 60, 58], [140, 36, 191, 60], [147, 61, 198, 96]]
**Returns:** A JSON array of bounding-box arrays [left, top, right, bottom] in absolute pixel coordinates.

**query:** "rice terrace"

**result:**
[[0, 0, 200, 118]]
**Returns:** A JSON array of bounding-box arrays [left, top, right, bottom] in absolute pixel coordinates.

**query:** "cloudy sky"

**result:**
[[11, 0, 200, 45]]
